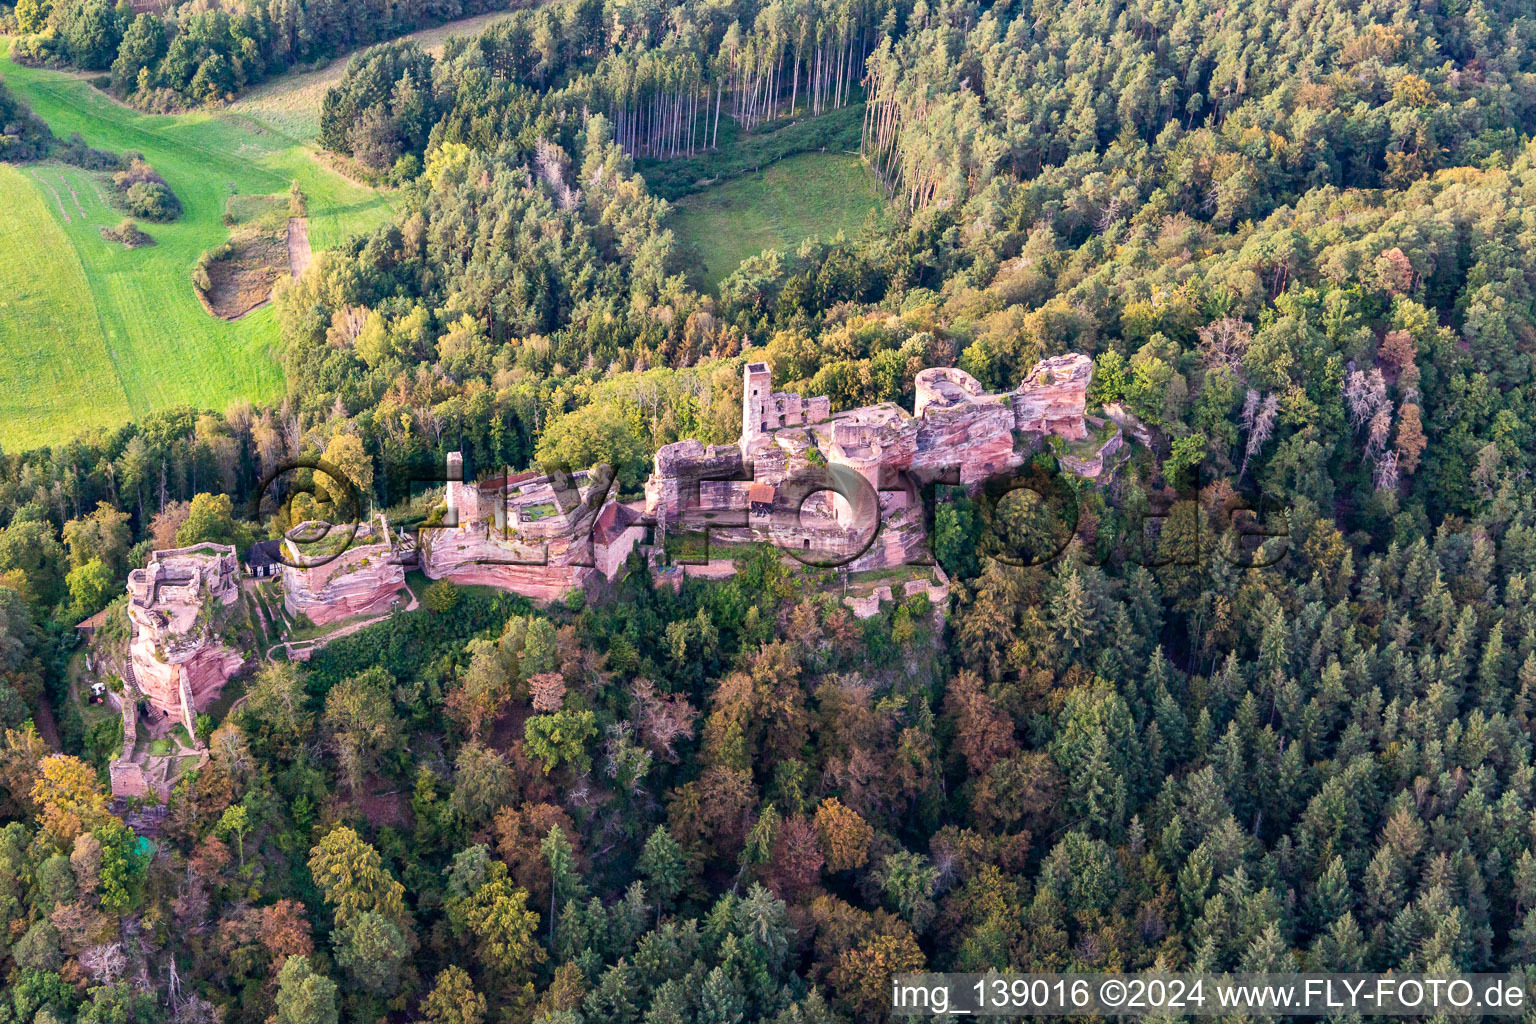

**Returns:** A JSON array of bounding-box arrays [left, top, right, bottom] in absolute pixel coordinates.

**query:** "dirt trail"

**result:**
[[30, 171, 69, 222], [33, 695, 63, 750], [287, 216, 311, 278], [265, 580, 417, 662], [58, 173, 85, 215]]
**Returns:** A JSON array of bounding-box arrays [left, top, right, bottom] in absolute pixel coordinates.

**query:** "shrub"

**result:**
[[101, 219, 153, 248], [422, 579, 459, 614], [55, 133, 120, 169], [0, 80, 54, 163], [123, 180, 180, 221], [112, 156, 161, 187]]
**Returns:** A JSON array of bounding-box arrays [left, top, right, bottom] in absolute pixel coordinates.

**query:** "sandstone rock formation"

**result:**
[[1013, 353, 1093, 439], [126, 544, 245, 735], [282, 520, 408, 626], [419, 464, 615, 600]]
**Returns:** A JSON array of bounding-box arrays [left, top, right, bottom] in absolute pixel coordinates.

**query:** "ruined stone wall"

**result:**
[[644, 441, 745, 520], [912, 395, 1017, 486], [283, 541, 406, 626], [1058, 429, 1126, 480], [126, 543, 244, 723], [109, 762, 149, 799]]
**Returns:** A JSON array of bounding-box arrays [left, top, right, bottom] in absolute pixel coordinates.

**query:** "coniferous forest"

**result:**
[[5, 0, 1536, 1021]]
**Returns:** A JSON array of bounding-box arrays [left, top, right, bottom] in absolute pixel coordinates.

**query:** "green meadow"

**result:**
[[667, 151, 889, 293], [227, 9, 518, 142], [0, 42, 397, 453]]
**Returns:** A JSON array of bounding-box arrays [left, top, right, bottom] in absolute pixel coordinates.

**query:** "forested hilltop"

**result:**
[[4, 0, 1536, 1021]]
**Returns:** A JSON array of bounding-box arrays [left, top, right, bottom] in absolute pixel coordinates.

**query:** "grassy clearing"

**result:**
[[0, 161, 131, 438], [667, 151, 888, 293], [0, 42, 397, 453], [227, 10, 520, 142], [225, 192, 290, 230]]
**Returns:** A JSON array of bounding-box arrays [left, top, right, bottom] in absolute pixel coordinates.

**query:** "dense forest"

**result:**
[[5, 0, 1536, 1020], [1, 0, 537, 104]]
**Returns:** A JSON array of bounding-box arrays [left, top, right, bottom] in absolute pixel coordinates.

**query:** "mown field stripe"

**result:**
[[0, 162, 131, 440]]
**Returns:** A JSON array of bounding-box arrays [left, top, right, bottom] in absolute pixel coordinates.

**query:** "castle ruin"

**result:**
[[125, 543, 245, 737], [425, 352, 1118, 594], [106, 352, 1125, 800]]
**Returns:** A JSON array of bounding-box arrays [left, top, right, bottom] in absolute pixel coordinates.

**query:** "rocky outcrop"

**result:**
[[1013, 353, 1093, 440], [644, 441, 745, 520], [282, 523, 407, 626], [423, 467, 612, 601], [129, 630, 244, 730], [913, 367, 1017, 485], [424, 558, 595, 602], [126, 544, 244, 727]]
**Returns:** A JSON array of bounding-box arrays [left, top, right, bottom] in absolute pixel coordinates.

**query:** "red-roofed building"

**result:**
[[593, 502, 647, 579]]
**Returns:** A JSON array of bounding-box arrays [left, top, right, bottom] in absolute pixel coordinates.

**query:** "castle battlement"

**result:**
[[641, 353, 1115, 571]]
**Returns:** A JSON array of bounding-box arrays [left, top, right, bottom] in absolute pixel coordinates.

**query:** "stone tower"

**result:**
[[741, 362, 772, 453], [445, 452, 464, 524]]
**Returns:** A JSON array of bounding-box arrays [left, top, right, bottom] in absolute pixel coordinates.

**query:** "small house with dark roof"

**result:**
[[245, 539, 284, 578], [75, 607, 113, 636], [592, 501, 647, 580]]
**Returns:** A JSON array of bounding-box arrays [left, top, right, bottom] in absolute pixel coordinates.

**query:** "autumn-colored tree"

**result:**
[[943, 670, 1018, 776], [163, 754, 236, 848], [0, 723, 46, 817], [445, 859, 545, 979], [419, 966, 486, 1024], [259, 899, 314, 971], [307, 826, 409, 931], [667, 766, 758, 865], [828, 930, 924, 1019], [493, 802, 577, 912], [767, 813, 824, 897], [809, 895, 925, 1018], [528, 671, 566, 713], [149, 501, 191, 550], [1395, 403, 1427, 475], [32, 754, 114, 849], [813, 797, 873, 873], [970, 751, 1063, 834], [1379, 329, 1417, 374], [532, 963, 586, 1020]]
